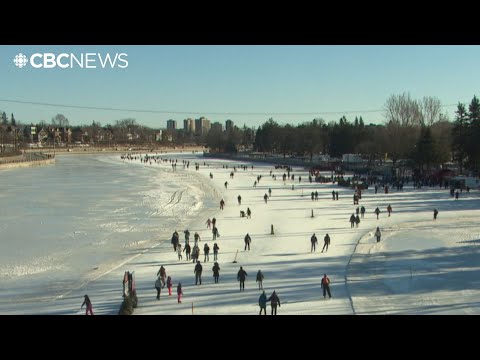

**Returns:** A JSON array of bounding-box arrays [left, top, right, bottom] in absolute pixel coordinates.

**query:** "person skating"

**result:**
[[220, 199, 225, 210], [387, 204, 392, 217], [184, 229, 190, 245], [360, 205, 366, 219], [267, 290, 281, 315], [177, 243, 183, 260], [311, 233, 318, 252], [375, 227, 381, 243], [259, 290, 267, 315], [155, 277, 162, 300], [237, 266, 248, 291], [166, 275, 173, 296], [350, 214, 356, 228], [177, 283, 183, 303], [171, 231, 179, 252], [213, 242, 219, 261], [212, 261, 220, 284], [332, 190, 335, 200], [355, 214, 360, 228], [194, 231, 201, 246], [246, 207, 251, 219], [322, 233, 330, 253], [81, 294, 94, 315], [238, 195, 242, 205], [268, 188, 272, 197], [374, 207, 380, 220], [194, 261, 203, 285], [433, 208, 439, 220], [157, 265, 166, 287], [256, 270, 264, 290], [224, 181, 228, 189], [264, 193, 268, 203], [206, 218, 212, 229], [321, 274, 332, 299], [212, 226, 220, 240], [244, 233, 252, 251], [183, 243, 191, 260], [204, 243, 210, 262]]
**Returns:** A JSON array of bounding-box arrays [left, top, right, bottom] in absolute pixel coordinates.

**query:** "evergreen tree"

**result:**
[[11, 113, 16, 126], [1, 112, 7, 125], [451, 102, 469, 173]]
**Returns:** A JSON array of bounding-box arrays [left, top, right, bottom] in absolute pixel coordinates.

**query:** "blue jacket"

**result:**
[[259, 293, 267, 307]]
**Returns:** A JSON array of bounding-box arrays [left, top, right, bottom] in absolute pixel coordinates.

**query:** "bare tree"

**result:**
[[383, 92, 422, 127], [52, 114, 70, 127], [420, 96, 442, 126]]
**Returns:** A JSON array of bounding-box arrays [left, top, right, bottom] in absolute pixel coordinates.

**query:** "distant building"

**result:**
[[183, 118, 195, 133], [167, 119, 177, 130], [225, 119, 234, 132], [155, 130, 163, 141], [211, 122, 223, 132], [195, 117, 210, 136]]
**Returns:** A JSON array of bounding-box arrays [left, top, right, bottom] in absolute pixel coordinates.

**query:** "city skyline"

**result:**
[[1, 45, 479, 128]]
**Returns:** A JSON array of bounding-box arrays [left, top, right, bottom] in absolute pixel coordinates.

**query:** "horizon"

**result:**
[[1, 45, 479, 128]]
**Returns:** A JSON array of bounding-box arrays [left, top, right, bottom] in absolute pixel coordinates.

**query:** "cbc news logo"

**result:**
[[13, 52, 128, 69]]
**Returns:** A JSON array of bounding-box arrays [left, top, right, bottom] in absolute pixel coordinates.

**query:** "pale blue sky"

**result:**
[[0, 45, 479, 128]]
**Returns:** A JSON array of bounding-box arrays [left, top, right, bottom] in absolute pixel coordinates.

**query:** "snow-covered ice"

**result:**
[[1, 153, 479, 314]]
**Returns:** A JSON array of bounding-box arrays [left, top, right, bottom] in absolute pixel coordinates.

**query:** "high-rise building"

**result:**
[[166, 119, 177, 130], [225, 119, 234, 132], [195, 117, 211, 136], [183, 118, 195, 133], [211, 122, 223, 132]]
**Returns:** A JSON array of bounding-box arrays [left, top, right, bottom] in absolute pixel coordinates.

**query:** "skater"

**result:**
[[256, 270, 264, 290], [177, 283, 183, 303], [212, 226, 220, 240], [194, 231, 201, 246], [184, 229, 190, 245], [204, 243, 210, 262], [155, 277, 162, 300], [183, 243, 191, 260], [267, 290, 281, 315], [157, 265, 166, 287], [212, 217, 217, 227], [191, 245, 200, 263], [194, 260, 203, 285], [213, 242, 219, 261], [332, 190, 335, 200], [212, 261, 220, 284], [374, 207, 380, 220], [206, 218, 212, 229], [335, 191, 339, 200], [360, 205, 366, 219], [387, 204, 392, 217], [433, 208, 438, 220], [259, 290, 267, 315], [224, 181, 228, 189], [171, 231, 179, 252], [356, 207, 360, 216], [177, 243, 183, 260], [350, 213, 356, 228], [238, 195, 242, 205], [81, 294, 94, 315], [237, 266, 248, 291], [321, 274, 332, 299], [322, 233, 330, 253], [246, 207, 251, 219], [375, 227, 381, 243], [220, 199, 225, 210], [311, 233, 318, 252], [311, 192, 315, 201], [455, 190, 459, 200], [264, 193, 268, 203], [166, 275, 173, 296], [244, 233, 252, 251], [268, 188, 272, 197]]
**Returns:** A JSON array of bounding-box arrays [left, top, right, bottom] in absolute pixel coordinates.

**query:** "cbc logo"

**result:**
[[13, 53, 29, 68], [12, 52, 128, 69]]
